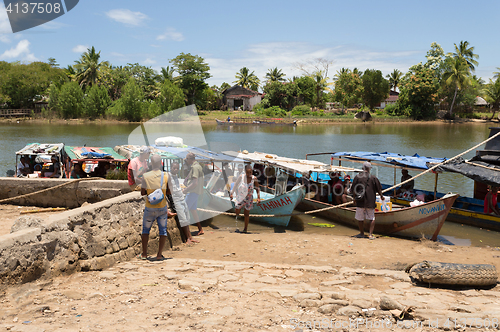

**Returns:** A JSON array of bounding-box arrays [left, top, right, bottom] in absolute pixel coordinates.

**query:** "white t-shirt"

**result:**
[[17, 161, 29, 176]]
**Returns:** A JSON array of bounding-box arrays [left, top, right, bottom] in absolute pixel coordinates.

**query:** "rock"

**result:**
[[255, 276, 277, 284], [379, 296, 404, 310], [60, 290, 85, 300], [178, 279, 203, 291], [352, 299, 374, 309], [99, 271, 116, 280], [322, 299, 349, 306], [218, 274, 239, 283], [300, 299, 321, 307], [293, 292, 321, 301], [337, 305, 361, 316], [278, 289, 299, 297], [321, 291, 346, 300], [285, 270, 303, 278], [320, 279, 353, 286], [318, 304, 339, 314], [216, 306, 235, 316], [11, 216, 43, 233], [389, 282, 411, 289]]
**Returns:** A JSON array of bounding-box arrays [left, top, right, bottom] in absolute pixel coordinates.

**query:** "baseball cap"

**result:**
[[139, 146, 150, 154]]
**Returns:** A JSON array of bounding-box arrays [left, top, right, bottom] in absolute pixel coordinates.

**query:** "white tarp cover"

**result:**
[[16, 143, 64, 156], [225, 151, 361, 175]]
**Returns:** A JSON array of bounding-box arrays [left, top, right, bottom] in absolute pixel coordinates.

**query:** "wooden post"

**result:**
[[434, 172, 438, 200], [394, 168, 397, 197]]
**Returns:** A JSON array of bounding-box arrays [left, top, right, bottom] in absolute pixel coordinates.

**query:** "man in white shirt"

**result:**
[[17, 157, 30, 177]]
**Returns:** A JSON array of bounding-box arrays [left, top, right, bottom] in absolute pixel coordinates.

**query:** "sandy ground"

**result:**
[[2, 226, 500, 331], [0, 204, 64, 236]]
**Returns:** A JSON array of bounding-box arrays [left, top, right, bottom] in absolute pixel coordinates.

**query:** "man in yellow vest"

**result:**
[[140, 154, 176, 260]]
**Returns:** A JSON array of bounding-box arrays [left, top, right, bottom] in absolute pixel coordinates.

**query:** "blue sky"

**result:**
[[0, 0, 499, 87]]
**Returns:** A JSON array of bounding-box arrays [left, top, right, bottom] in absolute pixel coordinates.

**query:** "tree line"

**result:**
[[0, 41, 499, 121]]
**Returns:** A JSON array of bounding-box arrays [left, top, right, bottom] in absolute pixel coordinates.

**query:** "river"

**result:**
[[1, 121, 498, 246]]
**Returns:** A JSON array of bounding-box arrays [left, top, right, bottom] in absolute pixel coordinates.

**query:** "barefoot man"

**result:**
[[182, 152, 204, 236], [168, 162, 199, 244]]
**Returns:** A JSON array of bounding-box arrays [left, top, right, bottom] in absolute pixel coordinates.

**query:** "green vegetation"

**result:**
[[0, 41, 499, 123]]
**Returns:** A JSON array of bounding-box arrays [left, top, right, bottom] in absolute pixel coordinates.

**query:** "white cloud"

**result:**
[[206, 42, 421, 87], [72, 44, 89, 53], [156, 28, 184, 42], [0, 39, 37, 61], [105, 9, 148, 26], [143, 58, 156, 65], [0, 4, 13, 37]]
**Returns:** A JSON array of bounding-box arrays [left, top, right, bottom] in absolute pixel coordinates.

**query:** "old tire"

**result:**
[[408, 261, 498, 286]]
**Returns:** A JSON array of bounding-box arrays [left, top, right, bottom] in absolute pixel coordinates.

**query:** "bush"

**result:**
[[255, 105, 287, 117], [291, 104, 311, 116], [252, 102, 265, 114], [384, 103, 399, 116]]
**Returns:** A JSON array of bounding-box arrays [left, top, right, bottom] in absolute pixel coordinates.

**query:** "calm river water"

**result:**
[[1, 121, 498, 246]]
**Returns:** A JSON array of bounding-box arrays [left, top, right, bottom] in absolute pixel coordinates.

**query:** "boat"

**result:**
[[64, 146, 128, 177], [299, 193, 457, 240], [329, 147, 500, 232], [295, 151, 460, 240], [215, 118, 297, 126], [198, 183, 306, 227], [15, 143, 64, 178]]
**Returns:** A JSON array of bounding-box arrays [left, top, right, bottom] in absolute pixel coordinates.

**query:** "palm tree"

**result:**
[[450, 41, 479, 72], [234, 67, 260, 91], [74, 46, 110, 88], [493, 67, 500, 80], [312, 71, 328, 108], [484, 79, 500, 120], [334, 68, 349, 81], [442, 57, 471, 115], [386, 69, 403, 92], [265, 67, 286, 82]]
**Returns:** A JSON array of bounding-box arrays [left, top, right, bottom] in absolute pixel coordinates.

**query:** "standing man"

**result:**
[[351, 162, 384, 240], [128, 146, 150, 191], [182, 152, 204, 236], [140, 154, 176, 260]]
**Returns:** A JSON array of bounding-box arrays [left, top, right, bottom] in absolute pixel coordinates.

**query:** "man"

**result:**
[[17, 156, 31, 177], [351, 162, 384, 240], [140, 154, 176, 260], [182, 152, 204, 236], [484, 186, 500, 215], [168, 162, 199, 244], [41, 156, 61, 178], [128, 146, 150, 191], [396, 169, 414, 195]]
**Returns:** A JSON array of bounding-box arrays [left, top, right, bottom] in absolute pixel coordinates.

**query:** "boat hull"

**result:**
[[199, 185, 306, 227], [298, 193, 458, 240]]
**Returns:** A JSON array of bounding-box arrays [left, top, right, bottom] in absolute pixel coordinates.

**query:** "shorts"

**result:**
[[355, 208, 375, 221], [142, 206, 168, 236], [185, 193, 199, 210]]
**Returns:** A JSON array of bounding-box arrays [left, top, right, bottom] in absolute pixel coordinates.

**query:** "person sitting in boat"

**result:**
[[329, 173, 344, 205], [396, 169, 415, 196], [70, 163, 88, 179], [342, 175, 353, 203], [484, 186, 500, 215], [253, 163, 266, 184], [230, 164, 261, 233], [41, 156, 61, 178], [17, 156, 31, 177], [264, 165, 276, 188], [227, 116, 231, 122]]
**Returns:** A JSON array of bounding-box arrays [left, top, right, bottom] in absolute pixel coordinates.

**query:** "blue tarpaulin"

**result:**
[[331, 152, 446, 170]]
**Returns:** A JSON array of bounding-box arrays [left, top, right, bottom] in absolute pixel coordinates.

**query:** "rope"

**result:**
[[197, 131, 500, 218], [0, 177, 103, 204], [380, 130, 500, 195]]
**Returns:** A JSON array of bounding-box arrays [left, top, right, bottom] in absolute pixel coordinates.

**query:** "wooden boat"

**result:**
[[298, 193, 458, 240], [215, 118, 296, 126], [198, 184, 306, 227]]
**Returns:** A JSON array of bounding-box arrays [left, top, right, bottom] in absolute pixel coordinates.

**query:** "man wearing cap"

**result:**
[[182, 152, 204, 236], [351, 162, 384, 239], [128, 146, 150, 191]]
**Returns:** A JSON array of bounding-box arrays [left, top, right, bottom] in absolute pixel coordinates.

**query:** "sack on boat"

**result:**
[[410, 199, 424, 207]]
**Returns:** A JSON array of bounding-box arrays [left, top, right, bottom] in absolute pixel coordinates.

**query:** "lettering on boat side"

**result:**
[[258, 196, 293, 211], [419, 203, 445, 215]]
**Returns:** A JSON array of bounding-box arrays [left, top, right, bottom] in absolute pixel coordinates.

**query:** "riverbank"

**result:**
[[1, 229, 499, 331], [0, 112, 496, 125]]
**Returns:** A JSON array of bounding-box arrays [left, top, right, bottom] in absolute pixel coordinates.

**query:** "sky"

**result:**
[[0, 0, 499, 88]]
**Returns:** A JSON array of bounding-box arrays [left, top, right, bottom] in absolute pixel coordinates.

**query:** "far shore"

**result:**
[[0, 114, 496, 126]]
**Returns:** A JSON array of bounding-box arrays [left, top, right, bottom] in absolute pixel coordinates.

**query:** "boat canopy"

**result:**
[[16, 143, 64, 156], [331, 151, 446, 170], [114, 145, 245, 163], [226, 151, 361, 175], [438, 155, 500, 187], [65, 146, 128, 162]]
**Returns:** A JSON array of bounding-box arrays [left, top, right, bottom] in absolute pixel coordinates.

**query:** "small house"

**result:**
[[222, 85, 262, 111], [377, 90, 399, 109]]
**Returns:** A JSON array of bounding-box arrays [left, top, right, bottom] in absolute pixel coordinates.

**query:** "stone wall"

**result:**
[[0, 177, 131, 208], [0, 192, 182, 285]]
